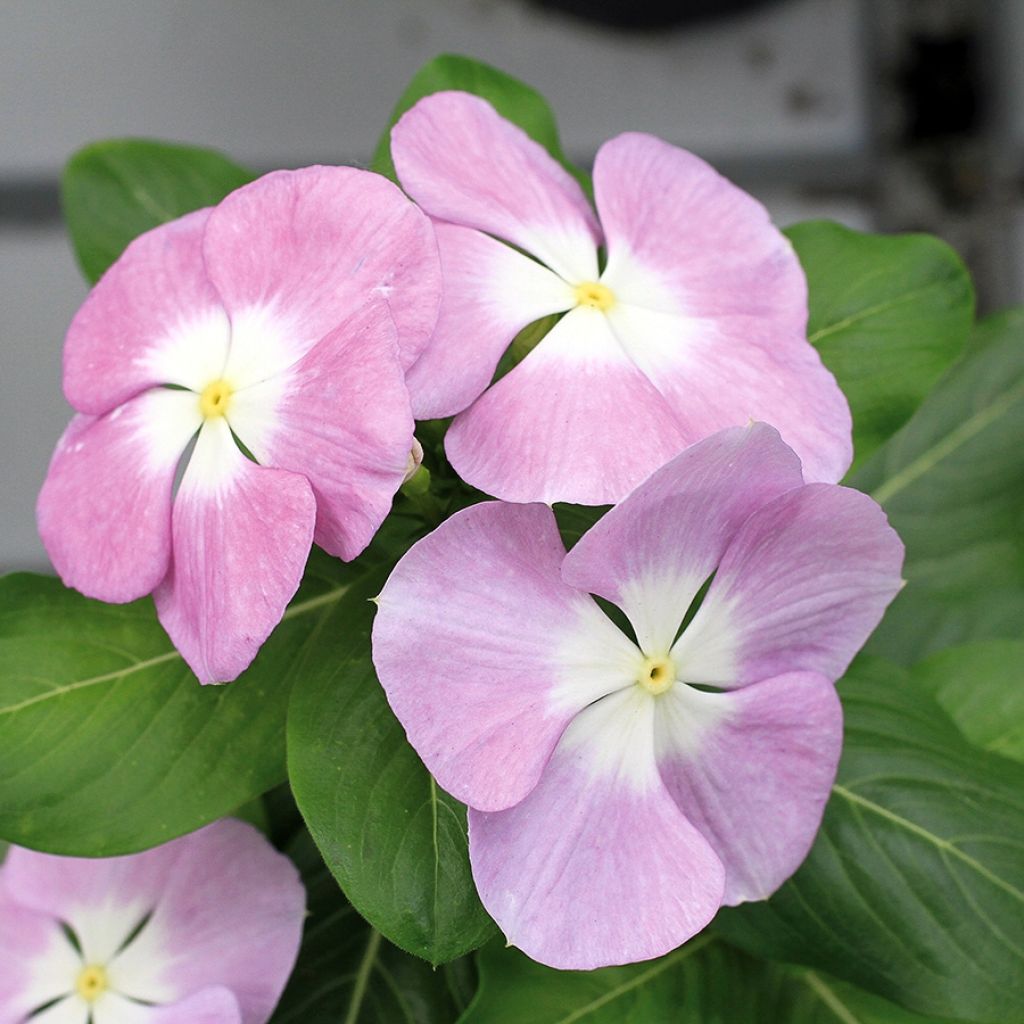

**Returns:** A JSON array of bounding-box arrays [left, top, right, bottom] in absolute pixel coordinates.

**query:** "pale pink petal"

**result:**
[[203, 166, 440, 378], [373, 501, 641, 813], [109, 821, 303, 1024], [561, 424, 804, 653], [37, 389, 201, 603], [392, 91, 601, 283], [445, 307, 689, 505], [95, 987, 241, 1024], [606, 301, 852, 485], [594, 132, 851, 483], [673, 484, 905, 687], [469, 687, 724, 969], [154, 418, 315, 685], [655, 672, 842, 904], [0, 885, 81, 1024], [63, 209, 229, 416], [405, 221, 575, 419], [226, 301, 413, 562]]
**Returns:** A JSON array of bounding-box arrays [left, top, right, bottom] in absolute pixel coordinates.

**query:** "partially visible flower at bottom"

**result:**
[[0, 819, 305, 1024], [372, 423, 905, 969]]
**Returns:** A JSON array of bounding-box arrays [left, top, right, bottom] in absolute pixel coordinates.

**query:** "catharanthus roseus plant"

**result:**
[[37, 166, 440, 683], [2, 50, 1019, 1024], [371, 424, 904, 968], [390, 91, 852, 503], [0, 819, 304, 1023]]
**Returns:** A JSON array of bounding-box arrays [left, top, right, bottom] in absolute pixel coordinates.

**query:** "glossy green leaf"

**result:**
[[787, 221, 973, 467], [371, 54, 583, 188], [912, 641, 1024, 763], [459, 937, 954, 1024], [62, 138, 254, 283], [716, 660, 1024, 1022], [0, 553, 347, 855], [287, 572, 496, 966], [851, 309, 1024, 662], [270, 830, 462, 1024]]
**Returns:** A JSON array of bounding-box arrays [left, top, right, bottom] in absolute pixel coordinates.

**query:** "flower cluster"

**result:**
[[32, 88, 905, 985]]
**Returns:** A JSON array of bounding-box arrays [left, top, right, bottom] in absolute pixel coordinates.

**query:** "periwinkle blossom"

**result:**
[[372, 424, 904, 969], [390, 91, 852, 505], [37, 166, 440, 684], [0, 819, 304, 1024]]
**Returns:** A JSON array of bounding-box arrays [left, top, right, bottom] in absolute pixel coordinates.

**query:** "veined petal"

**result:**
[[227, 300, 413, 562], [63, 209, 229, 416], [373, 501, 640, 813], [655, 673, 842, 904], [0, 884, 81, 1024], [92, 987, 241, 1024], [561, 424, 804, 654], [405, 221, 576, 419], [154, 418, 315, 684], [605, 301, 852, 485], [445, 307, 688, 505], [204, 166, 440, 381], [392, 91, 601, 282], [594, 132, 851, 484], [37, 388, 201, 603], [108, 822, 303, 1023], [673, 484, 905, 687], [469, 687, 724, 969]]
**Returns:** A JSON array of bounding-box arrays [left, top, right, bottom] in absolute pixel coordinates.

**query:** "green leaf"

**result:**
[[287, 572, 496, 966], [851, 308, 1024, 662], [0, 554, 348, 855], [459, 937, 954, 1023], [62, 138, 254, 283], [716, 659, 1024, 1023], [786, 221, 973, 468], [371, 54, 583, 189], [912, 641, 1024, 763], [271, 830, 461, 1024]]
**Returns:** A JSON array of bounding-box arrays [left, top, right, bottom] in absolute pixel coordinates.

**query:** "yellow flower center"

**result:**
[[574, 281, 616, 311], [199, 378, 234, 420], [637, 655, 676, 696], [76, 964, 109, 1003]]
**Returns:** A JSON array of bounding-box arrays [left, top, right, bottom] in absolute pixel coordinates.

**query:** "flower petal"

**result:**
[[37, 389, 201, 603], [673, 484, 905, 686], [392, 91, 601, 282], [561, 424, 804, 654], [405, 221, 575, 419], [445, 307, 689, 505], [595, 132, 851, 484], [469, 687, 724, 969], [108, 821, 303, 1023], [226, 300, 413, 562], [19, 999, 87, 1024], [203, 166, 440, 379], [373, 501, 640, 813], [154, 418, 315, 684], [0, 883, 82, 1024], [63, 209, 229, 416], [655, 672, 842, 904], [94, 987, 241, 1024]]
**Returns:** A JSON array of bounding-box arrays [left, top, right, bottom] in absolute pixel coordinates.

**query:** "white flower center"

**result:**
[[574, 280, 616, 311], [637, 654, 676, 696], [198, 378, 234, 420], [76, 964, 109, 1003]]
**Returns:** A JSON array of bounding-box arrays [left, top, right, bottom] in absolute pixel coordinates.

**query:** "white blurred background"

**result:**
[[2, 0, 1020, 569]]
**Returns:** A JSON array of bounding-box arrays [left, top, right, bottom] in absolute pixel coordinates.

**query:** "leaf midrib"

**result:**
[[0, 584, 349, 717]]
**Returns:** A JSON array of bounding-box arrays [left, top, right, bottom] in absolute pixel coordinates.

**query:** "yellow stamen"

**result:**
[[76, 964, 109, 1002], [637, 655, 676, 696], [574, 281, 616, 311], [198, 378, 234, 420]]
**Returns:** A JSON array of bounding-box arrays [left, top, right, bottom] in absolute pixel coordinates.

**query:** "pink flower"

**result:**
[[37, 167, 440, 684], [0, 819, 305, 1024], [391, 91, 852, 505], [372, 424, 904, 969]]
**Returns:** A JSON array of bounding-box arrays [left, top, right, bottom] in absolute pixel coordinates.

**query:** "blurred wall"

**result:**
[[0, 0, 887, 570]]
